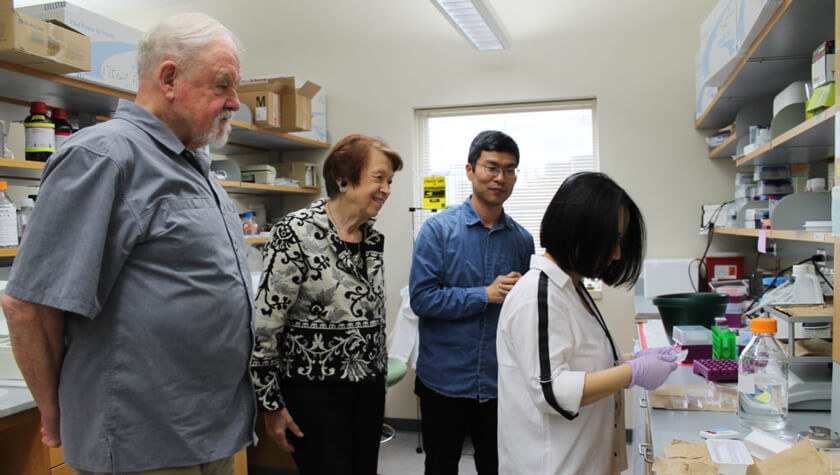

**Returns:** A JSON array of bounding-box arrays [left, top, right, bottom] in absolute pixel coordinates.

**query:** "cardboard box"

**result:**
[[19, 1, 144, 92], [238, 90, 281, 128], [0, 0, 90, 74], [275, 161, 319, 188], [736, 0, 782, 53], [812, 40, 835, 89], [238, 76, 322, 132], [698, 0, 740, 88], [290, 85, 327, 143]]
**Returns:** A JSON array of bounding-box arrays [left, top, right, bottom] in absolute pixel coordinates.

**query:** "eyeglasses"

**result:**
[[475, 162, 519, 178]]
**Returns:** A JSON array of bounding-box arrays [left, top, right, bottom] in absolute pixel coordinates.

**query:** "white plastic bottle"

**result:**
[[0, 181, 18, 248], [738, 318, 788, 430], [16, 196, 34, 242]]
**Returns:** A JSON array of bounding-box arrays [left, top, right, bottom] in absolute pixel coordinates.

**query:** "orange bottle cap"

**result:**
[[751, 318, 777, 333], [0, 181, 7, 190]]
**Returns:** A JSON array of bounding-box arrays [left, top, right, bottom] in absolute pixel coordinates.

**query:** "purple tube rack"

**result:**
[[692, 358, 738, 382]]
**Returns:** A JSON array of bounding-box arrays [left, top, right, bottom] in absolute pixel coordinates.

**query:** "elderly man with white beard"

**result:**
[[2, 12, 257, 475]]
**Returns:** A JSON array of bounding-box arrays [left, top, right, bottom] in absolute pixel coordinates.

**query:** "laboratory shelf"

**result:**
[[218, 180, 321, 196], [244, 237, 268, 245], [714, 227, 835, 243], [733, 105, 837, 167], [0, 248, 17, 257], [0, 158, 44, 186], [695, 0, 835, 130], [0, 61, 328, 152], [708, 133, 737, 159]]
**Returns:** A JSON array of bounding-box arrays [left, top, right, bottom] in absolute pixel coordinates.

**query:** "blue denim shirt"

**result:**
[[409, 197, 534, 401]]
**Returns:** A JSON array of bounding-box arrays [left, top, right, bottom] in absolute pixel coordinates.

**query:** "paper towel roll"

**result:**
[[772, 81, 808, 118]]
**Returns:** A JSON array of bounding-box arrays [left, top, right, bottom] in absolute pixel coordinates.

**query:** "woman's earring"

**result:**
[[339, 181, 348, 193]]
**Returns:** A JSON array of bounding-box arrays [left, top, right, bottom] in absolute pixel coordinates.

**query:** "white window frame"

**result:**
[[412, 99, 599, 255]]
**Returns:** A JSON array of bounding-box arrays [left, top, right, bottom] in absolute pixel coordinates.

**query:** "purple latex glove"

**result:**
[[626, 353, 677, 390], [630, 346, 679, 362]]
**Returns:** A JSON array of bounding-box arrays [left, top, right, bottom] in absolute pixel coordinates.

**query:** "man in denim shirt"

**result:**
[[410, 130, 534, 474]]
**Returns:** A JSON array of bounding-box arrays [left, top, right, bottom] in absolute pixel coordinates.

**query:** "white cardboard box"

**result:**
[[19, 1, 144, 93], [698, 0, 740, 88], [736, 0, 783, 54]]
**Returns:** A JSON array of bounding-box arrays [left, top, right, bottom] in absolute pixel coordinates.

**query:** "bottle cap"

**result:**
[[30, 101, 47, 115], [750, 318, 777, 333], [52, 108, 67, 120], [0, 181, 7, 190]]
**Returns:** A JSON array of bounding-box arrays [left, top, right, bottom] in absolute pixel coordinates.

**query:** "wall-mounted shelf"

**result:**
[[695, 0, 835, 130], [733, 105, 836, 167], [0, 158, 45, 184], [714, 227, 834, 244], [0, 248, 17, 257], [0, 61, 328, 152], [244, 237, 269, 245], [218, 180, 321, 196], [708, 133, 737, 159]]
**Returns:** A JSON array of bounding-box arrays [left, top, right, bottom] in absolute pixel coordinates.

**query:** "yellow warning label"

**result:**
[[423, 176, 446, 210]]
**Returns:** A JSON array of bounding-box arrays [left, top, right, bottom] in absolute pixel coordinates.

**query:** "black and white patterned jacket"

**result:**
[[250, 199, 388, 411]]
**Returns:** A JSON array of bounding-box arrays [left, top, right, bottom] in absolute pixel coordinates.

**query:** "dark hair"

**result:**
[[322, 134, 404, 198], [540, 172, 645, 288], [467, 130, 519, 167]]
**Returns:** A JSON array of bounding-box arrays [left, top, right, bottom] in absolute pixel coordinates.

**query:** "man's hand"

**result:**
[[485, 271, 522, 304], [264, 409, 303, 452], [40, 415, 61, 447]]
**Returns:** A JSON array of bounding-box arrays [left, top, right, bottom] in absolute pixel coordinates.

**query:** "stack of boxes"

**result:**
[[806, 40, 835, 119]]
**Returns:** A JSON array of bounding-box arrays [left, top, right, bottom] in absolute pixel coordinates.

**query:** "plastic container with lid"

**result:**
[[738, 318, 788, 430], [0, 181, 18, 248], [240, 211, 258, 236]]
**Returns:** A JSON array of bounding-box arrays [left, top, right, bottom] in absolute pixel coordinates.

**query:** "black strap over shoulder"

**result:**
[[538, 271, 578, 420]]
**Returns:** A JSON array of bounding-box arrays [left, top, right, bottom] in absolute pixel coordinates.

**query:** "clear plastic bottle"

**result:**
[[0, 181, 18, 248], [16, 196, 34, 242], [738, 318, 788, 430]]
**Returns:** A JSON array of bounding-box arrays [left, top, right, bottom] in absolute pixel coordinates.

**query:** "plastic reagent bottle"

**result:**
[[52, 108, 73, 150], [0, 181, 18, 248], [24, 101, 55, 162], [17, 196, 34, 242], [738, 318, 788, 430]]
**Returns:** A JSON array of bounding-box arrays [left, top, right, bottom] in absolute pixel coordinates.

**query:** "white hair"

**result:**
[[137, 12, 245, 80]]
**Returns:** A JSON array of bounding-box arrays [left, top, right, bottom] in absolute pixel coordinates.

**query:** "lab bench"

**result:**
[[631, 366, 827, 474], [0, 384, 248, 474]]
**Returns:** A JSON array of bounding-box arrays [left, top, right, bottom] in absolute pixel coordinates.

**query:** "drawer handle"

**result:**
[[639, 396, 648, 408], [638, 443, 653, 463]]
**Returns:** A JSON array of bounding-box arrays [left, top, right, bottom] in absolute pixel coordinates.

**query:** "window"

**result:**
[[413, 100, 598, 255]]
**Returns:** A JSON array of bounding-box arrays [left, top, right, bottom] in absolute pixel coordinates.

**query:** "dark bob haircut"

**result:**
[[467, 130, 520, 167], [540, 172, 645, 288], [322, 134, 404, 198]]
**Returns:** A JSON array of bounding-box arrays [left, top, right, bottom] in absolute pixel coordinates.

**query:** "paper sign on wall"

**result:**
[[423, 177, 446, 209]]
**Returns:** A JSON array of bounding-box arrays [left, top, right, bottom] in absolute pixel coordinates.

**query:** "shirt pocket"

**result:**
[[146, 197, 236, 272]]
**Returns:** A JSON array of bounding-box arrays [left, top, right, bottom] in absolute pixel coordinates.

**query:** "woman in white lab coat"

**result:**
[[496, 172, 677, 475]]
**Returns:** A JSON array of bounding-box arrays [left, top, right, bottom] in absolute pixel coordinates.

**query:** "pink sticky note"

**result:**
[[758, 231, 767, 253]]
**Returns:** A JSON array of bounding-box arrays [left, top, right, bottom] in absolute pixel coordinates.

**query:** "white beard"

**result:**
[[196, 110, 233, 148]]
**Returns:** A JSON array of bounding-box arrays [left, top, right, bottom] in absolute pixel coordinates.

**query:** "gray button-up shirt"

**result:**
[[6, 100, 257, 472]]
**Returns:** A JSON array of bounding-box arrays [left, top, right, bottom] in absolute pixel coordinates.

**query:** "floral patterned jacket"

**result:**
[[250, 199, 387, 411]]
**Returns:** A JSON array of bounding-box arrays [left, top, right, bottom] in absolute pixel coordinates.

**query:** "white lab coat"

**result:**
[[497, 255, 627, 475]]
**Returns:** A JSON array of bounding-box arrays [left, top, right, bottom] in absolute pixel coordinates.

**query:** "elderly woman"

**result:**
[[496, 172, 677, 475], [250, 134, 403, 474]]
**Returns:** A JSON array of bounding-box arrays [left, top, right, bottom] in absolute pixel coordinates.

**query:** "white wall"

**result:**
[[110, 0, 735, 420]]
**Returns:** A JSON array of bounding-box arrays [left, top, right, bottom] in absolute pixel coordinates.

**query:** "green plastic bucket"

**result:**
[[652, 292, 729, 343]]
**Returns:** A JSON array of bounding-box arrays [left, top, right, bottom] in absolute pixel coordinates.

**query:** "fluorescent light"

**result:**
[[430, 0, 511, 51]]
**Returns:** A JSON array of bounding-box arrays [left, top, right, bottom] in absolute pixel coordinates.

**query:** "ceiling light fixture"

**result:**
[[430, 0, 510, 51]]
